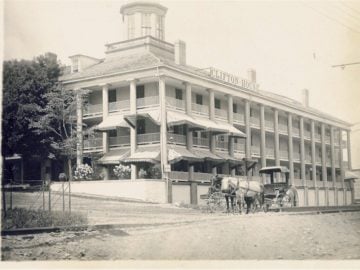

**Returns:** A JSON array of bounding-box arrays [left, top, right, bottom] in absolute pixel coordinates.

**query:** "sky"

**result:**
[[4, 1, 360, 125]]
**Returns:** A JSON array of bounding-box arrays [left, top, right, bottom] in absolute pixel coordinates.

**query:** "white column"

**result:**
[[102, 84, 109, 154], [260, 105, 266, 184], [159, 76, 168, 178], [129, 79, 137, 181], [288, 113, 294, 186], [76, 90, 83, 167], [311, 120, 318, 205]]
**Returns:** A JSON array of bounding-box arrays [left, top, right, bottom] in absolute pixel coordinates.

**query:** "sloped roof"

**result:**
[[60, 52, 162, 81]]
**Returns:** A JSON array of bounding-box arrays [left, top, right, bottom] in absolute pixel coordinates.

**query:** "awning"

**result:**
[[167, 110, 204, 130], [216, 121, 246, 138], [192, 116, 246, 137], [168, 145, 201, 164], [122, 146, 160, 164], [191, 148, 223, 162], [259, 166, 289, 174], [216, 151, 242, 164], [96, 114, 129, 131], [345, 170, 359, 180], [124, 110, 161, 128], [97, 148, 130, 164]]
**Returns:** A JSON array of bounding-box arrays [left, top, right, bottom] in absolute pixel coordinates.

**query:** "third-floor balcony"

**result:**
[[109, 136, 130, 148], [265, 120, 274, 131], [233, 112, 245, 125], [216, 139, 228, 150], [292, 127, 300, 137], [193, 136, 210, 148], [278, 123, 288, 134], [250, 117, 260, 128], [304, 130, 311, 140], [137, 132, 160, 145], [215, 108, 227, 120], [293, 152, 300, 162], [234, 142, 245, 153], [266, 148, 275, 159], [166, 97, 185, 111], [279, 150, 288, 160], [137, 96, 159, 109], [251, 145, 260, 156], [109, 100, 130, 113], [192, 103, 209, 116]]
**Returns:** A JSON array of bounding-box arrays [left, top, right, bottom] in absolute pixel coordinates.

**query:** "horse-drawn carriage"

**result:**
[[201, 165, 297, 213]]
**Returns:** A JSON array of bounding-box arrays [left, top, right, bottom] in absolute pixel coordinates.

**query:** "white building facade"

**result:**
[[60, 2, 353, 206]]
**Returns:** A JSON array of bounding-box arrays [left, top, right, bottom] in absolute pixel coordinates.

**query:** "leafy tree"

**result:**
[[2, 53, 60, 160]]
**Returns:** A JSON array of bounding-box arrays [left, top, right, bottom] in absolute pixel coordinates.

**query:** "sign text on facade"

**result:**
[[209, 67, 255, 91]]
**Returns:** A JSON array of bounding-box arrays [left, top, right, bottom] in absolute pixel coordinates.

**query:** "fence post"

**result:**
[[48, 180, 51, 212], [42, 179, 45, 210], [68, 179, 71, 213]]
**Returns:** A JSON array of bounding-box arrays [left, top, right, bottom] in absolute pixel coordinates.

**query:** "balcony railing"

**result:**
[[265, 120, 274, 131], [316, 156, 322, 164], [251, 146, 260, 156], [293, 128, 300, 137], [305, 156, 312, 163], [109, 136, 130, 147], [215, 108, 227, 120], [193, 137, 209, 148], [216, 140, 228, 150], [233, 112, 245, 124], [84, 104, 102, 117], [167, 133, 186, 145], [137, 96, 159, 108], [234, 143, 245, 153], [279, 150, 288, 160], [192, 103, 209, 116], [168, 171, 189, 182], [279, 124, 288, 134], [193, 172, 212, 182], [137, 132, 160, 144], [83, 138, 103, 151], [266, 148, 275, 159], [250, 117, 260, 128], [315, 134, 321, 142], [109, 100, 130, 113], [304, 131, 311, 140], [166, 97, 185, 111], [294, 178, 303, 186], [293, 152, 300, 161], [325, 136, 330, 145]]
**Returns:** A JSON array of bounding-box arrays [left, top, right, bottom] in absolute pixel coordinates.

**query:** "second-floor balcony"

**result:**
[[315, 133, 321, 142], [216, 139, 228, 150], [109, 100, 130, 113], [266, 148, 275, 159], [234, 142, 245, 153], [304, 130, 311, 140], [83, 137, 103, 152], [109, 136, 130, 147], [192, 103, 209, 116], [233, 112, 245, 125], [167, 133, 186, 145], [251, 145, 260, 156], [137, 132, 160, 145], [84, 104, 102, 118], [279, 150, 288, 160], [215, 108, 227, 120], [278, 124, 288, 134], [325, 136, 331, 145], [137, 96, 159, 109], [305, 155, 312, 163], [193, 137, 210, 148], [292, 128, 300, 137], [293, 152, 300, 162]]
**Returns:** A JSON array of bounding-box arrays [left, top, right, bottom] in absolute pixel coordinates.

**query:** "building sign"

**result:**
[[208, 67, 255, 91]]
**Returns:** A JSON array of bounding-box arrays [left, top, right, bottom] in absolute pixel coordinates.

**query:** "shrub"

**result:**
[[113, 164, 131, 179], [74, 164, 94, 180], [1, 208, 88, 230]]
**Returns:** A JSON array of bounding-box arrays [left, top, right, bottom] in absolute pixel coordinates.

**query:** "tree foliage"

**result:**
[[2, 53, 61, 159]]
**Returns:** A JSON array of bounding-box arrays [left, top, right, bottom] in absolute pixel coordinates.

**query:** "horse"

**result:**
[[221, 177, 264, 214]]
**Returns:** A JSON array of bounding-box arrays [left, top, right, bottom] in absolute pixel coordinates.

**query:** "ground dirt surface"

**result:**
[[2, 192, 360, 260]]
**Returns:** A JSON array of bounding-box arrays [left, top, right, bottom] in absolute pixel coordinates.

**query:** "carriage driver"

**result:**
[[209, 175, 222, 194]]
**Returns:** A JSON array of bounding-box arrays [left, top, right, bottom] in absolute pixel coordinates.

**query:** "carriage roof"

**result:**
[[259, 166, 290, 174]]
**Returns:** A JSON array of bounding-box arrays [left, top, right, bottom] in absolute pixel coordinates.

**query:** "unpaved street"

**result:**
[[2, 211, 360, 260]]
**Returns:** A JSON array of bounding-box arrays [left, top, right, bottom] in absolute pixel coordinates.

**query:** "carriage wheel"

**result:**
[[207, 192, 225, 213]]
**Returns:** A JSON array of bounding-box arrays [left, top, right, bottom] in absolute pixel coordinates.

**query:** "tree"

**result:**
[[2, 53, 60, 161]]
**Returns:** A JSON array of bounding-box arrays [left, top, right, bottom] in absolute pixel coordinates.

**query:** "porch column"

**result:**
[[245, 100, 251, 177], [159, 76, 168, 179], [321, 123, 329, 205], [227, 95, 235, 176], [101, 84, 110, 180], [208, 89, 215, 121], [76, 90, 83, 167], [311, 120, 319, 205], [347, 131, 352, 170], [339, 129, 346, 205], [274, 109, 280, 166], [330, 126, 337, 205], [300, 117, 307, 205], [129, 79, 137, 181], [288, 113, 294, 186], [260, 104, 266, 184], [185, 82, 193, 152]]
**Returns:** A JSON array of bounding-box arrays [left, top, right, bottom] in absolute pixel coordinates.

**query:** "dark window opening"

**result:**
[[136, 85, 145, 99], [109, 129, 117, 137], [196, 94, 203, 105], [108, 89, 117, 103], [233, 104, 238, 113], [175, 88, 183, 100], [137, 119, 146, 134], [215, 98, 221, 109]]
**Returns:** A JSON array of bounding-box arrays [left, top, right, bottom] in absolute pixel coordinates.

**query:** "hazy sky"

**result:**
[[4, 0, 360, 126]]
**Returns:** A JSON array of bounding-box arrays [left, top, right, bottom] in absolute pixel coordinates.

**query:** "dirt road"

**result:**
[[2, 211, 360, 260]]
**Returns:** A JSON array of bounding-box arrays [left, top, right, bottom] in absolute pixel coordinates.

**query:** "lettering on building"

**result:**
[[209, 67, 255, 91]]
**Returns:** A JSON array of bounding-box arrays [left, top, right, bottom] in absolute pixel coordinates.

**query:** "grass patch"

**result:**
[[1, 208, 88, 230]]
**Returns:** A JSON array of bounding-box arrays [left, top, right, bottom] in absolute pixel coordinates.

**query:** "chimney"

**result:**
[[247, 69, 256, 84], [174, 40, 186, 65], [302, 88, 309, 107]]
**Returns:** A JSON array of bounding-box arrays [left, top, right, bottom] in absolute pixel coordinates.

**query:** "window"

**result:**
[[215, 98, 221, 109], [196, 94, 203, 105], [72, 58, 79, 73], [108, 89, 117, 103], [128, 14, 135, 39], [233, 104, 238, 113], [156, 15, 164, 39], [175, 88, 183, 100], [109, 129, 117, 137], [141, 13, 151, 36], [136, 85, 145, 99], [137, 119, 146, 134]]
